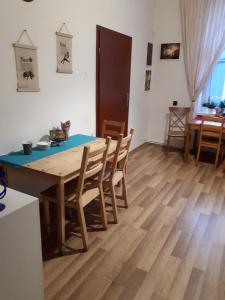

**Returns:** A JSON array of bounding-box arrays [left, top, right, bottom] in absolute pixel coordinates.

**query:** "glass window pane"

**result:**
[[200, 49, 225, 108]]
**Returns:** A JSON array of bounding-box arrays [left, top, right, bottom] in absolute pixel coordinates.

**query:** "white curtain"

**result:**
[[180, 0, 225, 117]]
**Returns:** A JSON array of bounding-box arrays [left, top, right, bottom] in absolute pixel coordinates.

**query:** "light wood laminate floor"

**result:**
[[43, 143, 225, 300]]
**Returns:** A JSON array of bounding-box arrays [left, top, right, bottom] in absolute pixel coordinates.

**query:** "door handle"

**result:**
[[126, 93, 129, 107]]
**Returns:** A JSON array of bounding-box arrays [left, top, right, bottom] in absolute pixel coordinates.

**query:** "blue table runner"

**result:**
[[0, 134, 96, 168]]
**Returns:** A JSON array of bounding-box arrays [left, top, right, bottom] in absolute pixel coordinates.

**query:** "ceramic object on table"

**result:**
[[22, 141, 33, 155], [61, 120, 71, 141], [50, 129, 65, 141], [37, 141, 50, 151]]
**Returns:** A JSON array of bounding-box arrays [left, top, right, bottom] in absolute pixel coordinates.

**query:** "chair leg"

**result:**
[[109, 183, 118, 224], [122, 173, 128, 208], [167, 136, 170, 152], [196, 144, 201, 166], [99, 186, 108, 230], [76, 202, 88, 251], [214, 148, 220, 169], [183, 135, 187, 159], [43, 198, 51, 236]]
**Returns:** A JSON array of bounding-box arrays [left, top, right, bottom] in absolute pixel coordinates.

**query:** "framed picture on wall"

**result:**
[[13, 43, 40, 92], [56, 32, 73, 73], [160, 43, 180, 59], [146, 43, 153, 66], [145, 70, 151, 91]]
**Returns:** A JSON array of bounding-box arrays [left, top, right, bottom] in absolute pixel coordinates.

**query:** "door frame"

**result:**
[[96, 25, 131, 136], [96, 25, 101, 136]]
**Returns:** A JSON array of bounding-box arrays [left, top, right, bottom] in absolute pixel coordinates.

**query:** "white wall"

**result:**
[[0, 0, 155, 155], [147, 0, 190, 144]]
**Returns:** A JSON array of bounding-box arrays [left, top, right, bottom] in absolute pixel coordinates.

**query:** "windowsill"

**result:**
[[196, 107, 216, 116]]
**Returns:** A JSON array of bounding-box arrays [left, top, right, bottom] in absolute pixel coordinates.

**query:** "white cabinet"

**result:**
[[0, 188, 44, 300]]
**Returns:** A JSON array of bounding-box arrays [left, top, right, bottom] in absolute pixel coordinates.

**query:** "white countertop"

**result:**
[[0, 186, 38, 218]]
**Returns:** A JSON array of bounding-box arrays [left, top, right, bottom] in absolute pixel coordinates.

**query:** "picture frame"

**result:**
[[13, 43, 40, 92], [145, 70, 151, 91], [56, 32, 73, 74], [146, 43, 153, 66], [160, 43, 180, 59]]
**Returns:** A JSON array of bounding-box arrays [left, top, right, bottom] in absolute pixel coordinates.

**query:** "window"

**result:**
[[200, 49, 225, 108]]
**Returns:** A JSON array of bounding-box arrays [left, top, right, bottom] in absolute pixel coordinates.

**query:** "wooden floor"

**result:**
[[43, 143, 225, 300]]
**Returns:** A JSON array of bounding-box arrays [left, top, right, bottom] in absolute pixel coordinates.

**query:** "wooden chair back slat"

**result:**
[[102, 130, 121, 138], [88, 144, 107, 158], [168, 107, 190, 133], [117, 149, 128, 162], [200, 116, 224, 137], [85, 163, 103, 179], [76, 137, 111, 202], [167, 106, 190, 153], [101, 120, 125, 140], [196, 116, 225, 169], [110, 128, 134, 177], [102, 128, 134, 223]]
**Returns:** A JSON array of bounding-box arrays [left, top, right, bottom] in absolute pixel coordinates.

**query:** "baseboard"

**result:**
[[130, 141, 165, 155], [129, 140, 182, 155], [147, 140, 165, 146], [130, 142, 148, 155]]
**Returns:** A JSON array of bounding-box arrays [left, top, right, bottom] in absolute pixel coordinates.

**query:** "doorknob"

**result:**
[[126, 93, 129, 107]]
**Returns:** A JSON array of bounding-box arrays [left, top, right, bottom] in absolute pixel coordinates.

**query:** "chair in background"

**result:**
[[101, 120, 125, 140], [167, 107, 190, 153], [42, 137, 111, 251], [103, 128, 134, 223], [196, 116, 225, 169]]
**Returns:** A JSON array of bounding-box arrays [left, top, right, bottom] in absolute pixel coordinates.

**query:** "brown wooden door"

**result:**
[[96, 25, 132, 136]]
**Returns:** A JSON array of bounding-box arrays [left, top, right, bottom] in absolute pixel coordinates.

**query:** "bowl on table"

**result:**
[[37, 141, 50, 151]]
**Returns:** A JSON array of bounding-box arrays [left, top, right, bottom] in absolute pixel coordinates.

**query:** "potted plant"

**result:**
[[202, 96, 217, 108]]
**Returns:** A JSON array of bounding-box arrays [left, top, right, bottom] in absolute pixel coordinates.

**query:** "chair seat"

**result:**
[[103, 169, 123, 186], [88, 165, 123, 187], [41, 179, 99, 208], [168, 130, 186, 137], [41, 179, 77, 204]]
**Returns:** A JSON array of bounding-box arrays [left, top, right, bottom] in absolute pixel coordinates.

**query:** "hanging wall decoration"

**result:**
[[56, 23, 73, 74], [13, 30, 40, 92], [145, 70, 151, 91], [146, 43, 153, 66], [160, 43, 180, 59]]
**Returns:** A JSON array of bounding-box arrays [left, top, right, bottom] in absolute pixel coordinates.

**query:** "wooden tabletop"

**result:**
[[188, 119, 225, 127], [23, 138, 117, 178]]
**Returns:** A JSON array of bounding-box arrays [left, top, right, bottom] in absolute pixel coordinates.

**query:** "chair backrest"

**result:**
[[168, 107, 190, 133], [110, 128, 134, 178], [76, 137, 111, 201], [101, 120, 125, 140], [199, 116, 224, 143]]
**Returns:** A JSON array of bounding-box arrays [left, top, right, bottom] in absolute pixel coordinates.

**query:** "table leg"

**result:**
[[57, 178, 65, 255], [193, 129, 198, 156], [184, 125, 191, 162]]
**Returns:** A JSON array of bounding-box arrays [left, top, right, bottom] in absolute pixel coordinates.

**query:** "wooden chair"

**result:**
[[42, 137, 111, 251], [196, 116, 225, 169], [101, 120, 125, 140], [167, 107, 190, 152], [103, 128, 134, 223]]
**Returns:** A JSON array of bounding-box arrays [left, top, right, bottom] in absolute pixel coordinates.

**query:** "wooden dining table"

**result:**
[[184, 118, 225, 161], [0, 136, 117, 254]]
